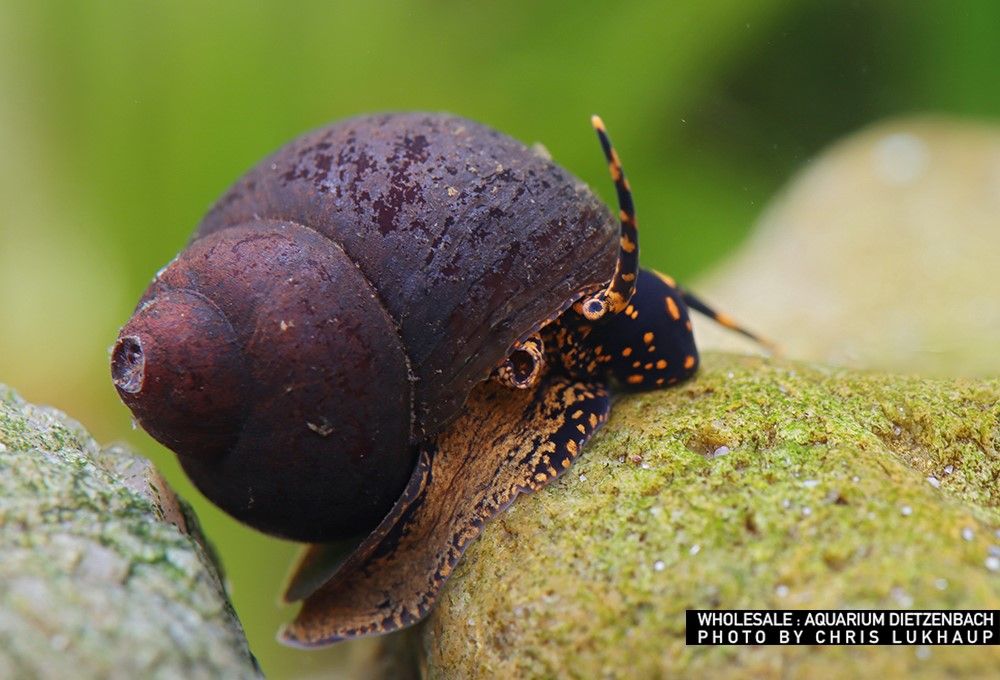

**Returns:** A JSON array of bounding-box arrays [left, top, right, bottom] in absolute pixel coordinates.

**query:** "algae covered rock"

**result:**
[[403, 353, 999, 678], [0, 385, 260, 679], [693, 117, 1000, 378]]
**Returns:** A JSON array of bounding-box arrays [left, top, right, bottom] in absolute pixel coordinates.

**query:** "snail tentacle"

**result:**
[[580, 115, 639, 320]]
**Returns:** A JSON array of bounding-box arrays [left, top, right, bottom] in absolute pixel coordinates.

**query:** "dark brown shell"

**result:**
[[118, 221, 415, 540], [113, 113, 620, 542], [197, 113, 618, 440]]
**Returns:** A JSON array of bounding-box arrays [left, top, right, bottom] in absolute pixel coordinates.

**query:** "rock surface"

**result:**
[[693, 117, 1000, 378], [0, 385, 260, 679], [394, 353, 999, 678]]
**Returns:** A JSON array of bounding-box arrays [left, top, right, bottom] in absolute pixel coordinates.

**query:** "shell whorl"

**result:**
[[115, 220, 415, 540], [197, 113, 619, 440]]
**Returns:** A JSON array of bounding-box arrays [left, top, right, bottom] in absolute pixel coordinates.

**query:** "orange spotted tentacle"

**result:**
[[679, 289, 778, 353], [580, 115, 639, 321]]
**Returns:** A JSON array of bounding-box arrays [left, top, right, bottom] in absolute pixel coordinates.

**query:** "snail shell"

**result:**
[[113, 113, 617, 541]]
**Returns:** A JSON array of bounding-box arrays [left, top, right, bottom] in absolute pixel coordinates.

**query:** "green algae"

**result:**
[[0, 385, 260, 680], [406, 353, 1000, 679]]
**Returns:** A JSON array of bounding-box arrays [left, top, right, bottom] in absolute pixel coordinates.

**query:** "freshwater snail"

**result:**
[[111, 112, 766, 645]]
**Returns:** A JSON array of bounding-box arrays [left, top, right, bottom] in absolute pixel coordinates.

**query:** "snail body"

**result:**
[[112, 112, 764, 645]]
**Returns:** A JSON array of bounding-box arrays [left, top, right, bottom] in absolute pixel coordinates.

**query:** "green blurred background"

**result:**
[[1, 1, 998, 676]]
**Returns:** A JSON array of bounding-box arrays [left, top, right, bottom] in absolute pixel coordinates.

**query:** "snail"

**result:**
[[111, 112, 766, 646]]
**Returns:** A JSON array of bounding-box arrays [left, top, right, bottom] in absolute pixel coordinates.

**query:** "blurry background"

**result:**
[[1, 1, 998, 677]]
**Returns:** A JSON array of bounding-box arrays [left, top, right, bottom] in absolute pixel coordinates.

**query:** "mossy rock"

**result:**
[[0, 385, 260, 679], [391, 353, 999, 678]]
